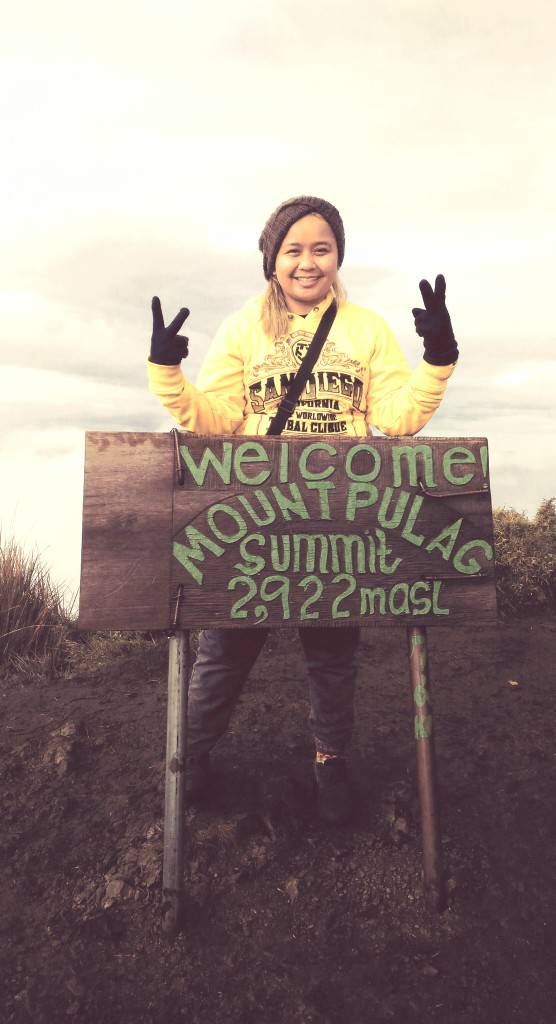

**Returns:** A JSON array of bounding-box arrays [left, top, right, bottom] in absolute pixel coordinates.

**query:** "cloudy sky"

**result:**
[[1, 0, 555, 602]]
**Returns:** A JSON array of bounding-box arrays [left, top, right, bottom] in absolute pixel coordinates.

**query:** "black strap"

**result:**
[[266, 300, 337, 436]]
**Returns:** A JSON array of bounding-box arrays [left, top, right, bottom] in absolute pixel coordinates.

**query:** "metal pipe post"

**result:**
[[407, 624, 445, 912], [162, 629, 190, 936]]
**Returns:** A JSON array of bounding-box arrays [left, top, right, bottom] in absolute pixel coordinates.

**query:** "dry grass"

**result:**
[[60, 629, 164, 678], [493, 498, 556, 614], [0, 531, 73, 676]]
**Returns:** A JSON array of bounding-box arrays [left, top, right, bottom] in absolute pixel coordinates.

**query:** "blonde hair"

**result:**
[[261, 276, 347, 339]]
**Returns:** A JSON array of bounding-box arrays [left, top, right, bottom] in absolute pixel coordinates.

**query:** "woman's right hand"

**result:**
[[149, 296, 190, 365]]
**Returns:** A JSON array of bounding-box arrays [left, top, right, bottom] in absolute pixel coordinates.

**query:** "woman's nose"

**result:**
[[298, 251, 317, 268]]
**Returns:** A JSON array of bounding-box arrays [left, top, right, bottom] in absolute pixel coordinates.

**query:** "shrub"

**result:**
[[493, 498, 556, 614], [0, 531, 72, 675]]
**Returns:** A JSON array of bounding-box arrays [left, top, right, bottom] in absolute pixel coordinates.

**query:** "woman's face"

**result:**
[[274, 214, 338, 314]]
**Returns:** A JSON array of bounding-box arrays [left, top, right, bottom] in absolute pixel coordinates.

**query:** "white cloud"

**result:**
[[1, 0, 555, 595]]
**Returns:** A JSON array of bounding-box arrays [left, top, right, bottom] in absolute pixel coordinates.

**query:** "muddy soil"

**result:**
[[1, 617, 555, 1023]]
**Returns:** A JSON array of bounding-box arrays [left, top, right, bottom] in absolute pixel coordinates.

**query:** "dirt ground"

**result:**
[[1, 615, 555, 1024]]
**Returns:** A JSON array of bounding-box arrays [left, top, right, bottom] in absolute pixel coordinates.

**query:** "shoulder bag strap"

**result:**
[[266, 300, 337, 436]]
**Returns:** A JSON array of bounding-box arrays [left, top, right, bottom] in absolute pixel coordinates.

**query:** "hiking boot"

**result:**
[[313, 757, 354, 825], [185, 754, 210, 803]]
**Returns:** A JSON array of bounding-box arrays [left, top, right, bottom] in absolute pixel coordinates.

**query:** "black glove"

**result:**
[[150, 296, 189, 365], [412, 274, 458, 366]]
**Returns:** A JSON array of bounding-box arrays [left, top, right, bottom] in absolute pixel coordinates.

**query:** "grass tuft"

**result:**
[[0, 531, 73, 677]]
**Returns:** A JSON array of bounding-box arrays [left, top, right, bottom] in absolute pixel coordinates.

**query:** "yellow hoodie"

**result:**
[[147, 292, 456, 438]]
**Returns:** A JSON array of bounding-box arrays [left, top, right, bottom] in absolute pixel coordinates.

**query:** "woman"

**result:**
[[147, 196, 458, 824]]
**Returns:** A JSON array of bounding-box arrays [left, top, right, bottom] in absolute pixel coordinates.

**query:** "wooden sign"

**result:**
[[79, 433, 497, 630]]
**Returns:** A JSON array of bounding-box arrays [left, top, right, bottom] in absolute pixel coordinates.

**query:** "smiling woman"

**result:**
[[146, 192, 460, 825]]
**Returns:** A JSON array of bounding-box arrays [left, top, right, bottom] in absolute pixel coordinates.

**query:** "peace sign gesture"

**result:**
[[149, 296, 190, 365], [412, 274, 459, 366]]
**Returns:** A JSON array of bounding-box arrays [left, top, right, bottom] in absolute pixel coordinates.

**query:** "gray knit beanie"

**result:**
[[258, 196, 345, 280]]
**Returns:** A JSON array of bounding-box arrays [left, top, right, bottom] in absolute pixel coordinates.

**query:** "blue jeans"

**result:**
[[187, 627, 360, 758]]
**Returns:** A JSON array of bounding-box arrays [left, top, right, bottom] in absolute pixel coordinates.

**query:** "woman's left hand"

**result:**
[[412, 274, 459, 366]]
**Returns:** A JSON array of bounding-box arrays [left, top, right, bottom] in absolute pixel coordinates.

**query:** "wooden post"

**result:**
[[161, 629, 190, 936], [407, 624, 445, 912]]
